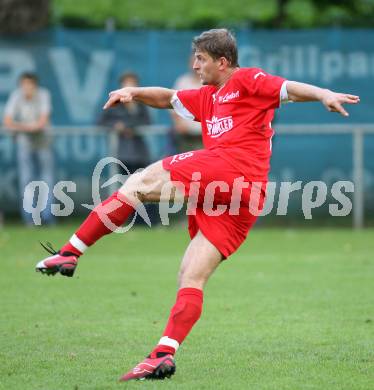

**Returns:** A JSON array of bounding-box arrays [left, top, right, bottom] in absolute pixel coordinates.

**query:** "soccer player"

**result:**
[[35, 29, 359, 381]]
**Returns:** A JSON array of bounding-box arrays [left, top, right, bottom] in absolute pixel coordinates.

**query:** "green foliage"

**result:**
[[285, 0, 318, 28], [52, 0, 374, 29], [1, 225, 374, 389]]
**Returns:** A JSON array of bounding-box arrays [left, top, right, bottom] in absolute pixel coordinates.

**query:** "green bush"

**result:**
[[52, 0, 374, 29]]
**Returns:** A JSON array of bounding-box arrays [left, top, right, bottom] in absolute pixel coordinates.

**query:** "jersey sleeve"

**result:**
[[243, 68, 287, 110], [171, 88, 202, 122]]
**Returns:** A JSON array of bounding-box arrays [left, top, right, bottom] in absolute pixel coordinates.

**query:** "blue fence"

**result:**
[[0, 28, 373, 221], [0, 128, 373, 221], [1, 28, 373, 125]]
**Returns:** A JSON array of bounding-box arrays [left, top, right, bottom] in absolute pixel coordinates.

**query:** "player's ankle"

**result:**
[[60, 236, 86, 257], [148, 351, 174, 359], [149, 344, 176, 359], [59, 250, 80, 258]]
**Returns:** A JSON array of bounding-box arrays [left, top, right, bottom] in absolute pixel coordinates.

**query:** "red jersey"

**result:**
[[172, 68, 286, 181]]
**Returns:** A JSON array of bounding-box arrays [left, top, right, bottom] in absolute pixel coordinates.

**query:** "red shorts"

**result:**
[[162, 149, 266, 258]]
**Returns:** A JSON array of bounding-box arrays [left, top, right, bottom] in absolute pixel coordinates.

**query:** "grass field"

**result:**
[[0, 224, 373, 389]]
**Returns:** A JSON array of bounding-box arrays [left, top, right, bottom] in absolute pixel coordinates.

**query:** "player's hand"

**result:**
[[103, 87, 135, 110], [321, 90, 360, 117], [114, 121, 126, 132], [23, 123, 42, 132]]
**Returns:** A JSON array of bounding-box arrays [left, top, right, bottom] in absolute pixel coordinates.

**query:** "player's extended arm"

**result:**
[[103, 87, 175, 110], [286, 81, 360, 117]]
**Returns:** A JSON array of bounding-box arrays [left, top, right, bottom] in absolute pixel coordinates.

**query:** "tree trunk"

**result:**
[[274, 0, 288, 28]]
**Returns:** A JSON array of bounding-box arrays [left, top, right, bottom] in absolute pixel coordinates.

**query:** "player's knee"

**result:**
[[177, 269, 184, 287], [118, 172, 143, 202], [119, 168, 159, 203]]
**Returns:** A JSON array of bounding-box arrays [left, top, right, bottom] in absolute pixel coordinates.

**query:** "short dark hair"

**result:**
[[119, 72, 139, 85], [192, 29, 238, 67], [19, 72, 38, 84]]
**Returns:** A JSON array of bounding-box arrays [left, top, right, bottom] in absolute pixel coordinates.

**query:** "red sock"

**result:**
[[150, 287, 203, 358], [60, 191, 134, 256]]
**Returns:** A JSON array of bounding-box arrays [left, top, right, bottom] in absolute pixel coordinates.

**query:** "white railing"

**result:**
[[275, 124, 374, 229]]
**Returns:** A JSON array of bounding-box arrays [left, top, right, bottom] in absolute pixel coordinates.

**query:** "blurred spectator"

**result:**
[[3, 72, 54, 226], [98, 72, 151, 173], [171, 55, 203, 152], [98, 71, 158, 225]]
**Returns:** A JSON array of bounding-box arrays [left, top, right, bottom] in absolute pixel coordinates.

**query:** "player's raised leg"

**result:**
[[35, 160, 184, 276], [120, 230, 222, 381]]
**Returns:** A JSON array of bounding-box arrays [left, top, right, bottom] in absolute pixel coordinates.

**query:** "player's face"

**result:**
[[193, 51, 221, 86]]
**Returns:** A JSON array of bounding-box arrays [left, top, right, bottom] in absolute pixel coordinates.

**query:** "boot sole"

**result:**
[[36, 263, 76, 277]]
